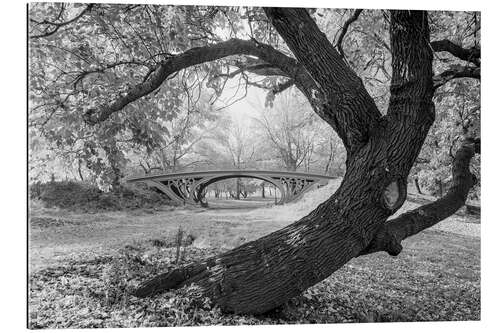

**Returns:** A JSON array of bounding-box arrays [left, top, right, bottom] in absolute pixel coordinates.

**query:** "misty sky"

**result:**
[[214, 77, 268, 127]]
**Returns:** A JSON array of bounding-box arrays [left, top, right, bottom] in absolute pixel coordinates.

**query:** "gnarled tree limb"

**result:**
[[429, 38, 481, 88], [431, 39, 480, 66], [82, 38, 317, 125], [359, 137, 479, 256], [433, 65, 480, 90]]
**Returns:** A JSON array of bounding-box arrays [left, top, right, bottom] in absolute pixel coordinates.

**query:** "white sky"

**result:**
[[214, 77, 267, 126]]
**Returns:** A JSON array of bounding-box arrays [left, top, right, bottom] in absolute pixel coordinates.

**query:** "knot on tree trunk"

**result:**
[[381, 178, 407, 213]]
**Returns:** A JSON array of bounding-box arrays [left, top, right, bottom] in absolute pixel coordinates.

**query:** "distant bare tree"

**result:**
[[254, 90, 317, 171], [137, 95, 217, 174], [197, 117, 258, 199]]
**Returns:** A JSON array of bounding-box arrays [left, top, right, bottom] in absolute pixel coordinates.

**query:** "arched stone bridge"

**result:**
[[126, 170, 336, 205]]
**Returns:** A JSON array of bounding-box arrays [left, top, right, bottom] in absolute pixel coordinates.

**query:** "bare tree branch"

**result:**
[[30, 4, 94, 39], [336, 9, 363, 59]]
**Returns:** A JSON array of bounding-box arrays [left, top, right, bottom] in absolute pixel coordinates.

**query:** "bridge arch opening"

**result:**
[[196, 175, 284, 207]]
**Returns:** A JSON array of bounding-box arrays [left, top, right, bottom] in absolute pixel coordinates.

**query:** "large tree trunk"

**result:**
[[130, 10, 459, 314]]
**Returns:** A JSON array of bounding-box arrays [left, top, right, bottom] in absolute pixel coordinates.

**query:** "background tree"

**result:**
[[131, 92, 220, 175], [29, 4, 232, 187], [317, 132, 346, 177], [253, 89, 319, 172], [197, 117, 259, 199]]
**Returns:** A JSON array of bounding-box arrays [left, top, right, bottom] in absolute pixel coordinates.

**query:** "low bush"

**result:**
[[29, 180, 173, 212]]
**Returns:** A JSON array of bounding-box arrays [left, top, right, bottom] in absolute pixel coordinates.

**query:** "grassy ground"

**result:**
[[28, 197, 480, 328], [28, 199, 282, 271]]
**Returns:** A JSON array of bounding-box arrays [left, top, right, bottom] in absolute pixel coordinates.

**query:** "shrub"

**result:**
[[29, 180, 173, 212]]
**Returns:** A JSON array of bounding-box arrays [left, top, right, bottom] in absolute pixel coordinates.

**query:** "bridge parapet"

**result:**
[[126, 170, 335, 205]]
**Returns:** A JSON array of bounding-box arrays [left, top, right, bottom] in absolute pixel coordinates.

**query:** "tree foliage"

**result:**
[[29, 5, 479, 195]]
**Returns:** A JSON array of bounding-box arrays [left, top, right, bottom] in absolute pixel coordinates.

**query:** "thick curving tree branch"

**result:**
[[82, 38, 319, 125], [359, 138, 479, 256], [433, 65, 480, 90], [263, 7, 382, 153], [431, 39, 480, 66], [430, 38, 481, 89]]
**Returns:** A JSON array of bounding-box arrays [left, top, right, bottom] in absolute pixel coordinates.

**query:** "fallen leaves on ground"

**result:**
[[28, 230, 480, 329]]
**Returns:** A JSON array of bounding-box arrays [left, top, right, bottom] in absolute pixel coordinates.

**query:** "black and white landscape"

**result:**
[[28, 3, 480, 328]]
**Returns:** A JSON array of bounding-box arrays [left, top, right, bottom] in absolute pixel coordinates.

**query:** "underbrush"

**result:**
[[28, 230, 480, 329], [29, 181, 173, 212]]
